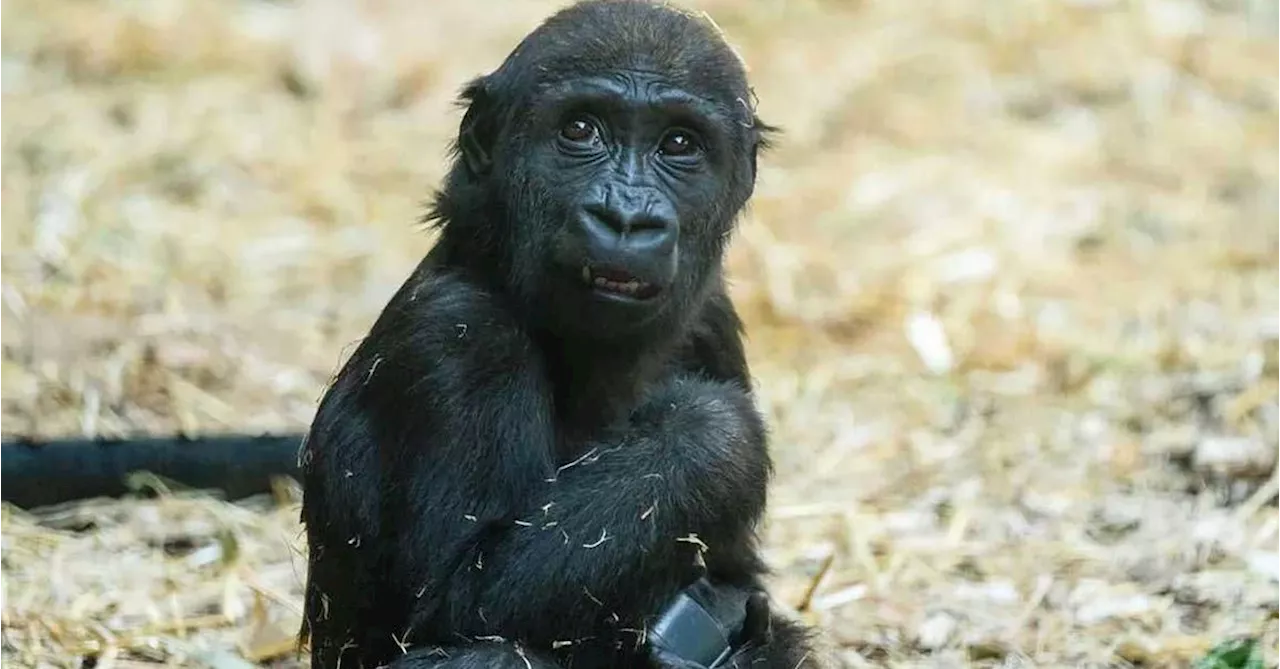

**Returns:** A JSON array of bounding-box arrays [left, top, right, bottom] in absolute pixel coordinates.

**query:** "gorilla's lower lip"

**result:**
[[580, 264, 662, 301]]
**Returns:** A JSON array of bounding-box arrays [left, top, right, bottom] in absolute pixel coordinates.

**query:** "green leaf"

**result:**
[[1193, 637, 1264, 669]]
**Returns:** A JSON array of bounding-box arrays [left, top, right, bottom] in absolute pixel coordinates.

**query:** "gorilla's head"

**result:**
[[429, 0, 774, 340]]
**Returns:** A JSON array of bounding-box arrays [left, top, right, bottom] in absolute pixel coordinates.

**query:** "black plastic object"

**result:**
[[648, 577, 751, 669], [1, 433, 305, 508]]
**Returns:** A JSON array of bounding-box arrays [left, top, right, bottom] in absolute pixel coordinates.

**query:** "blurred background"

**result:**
[[2, 0, 1277, 667]]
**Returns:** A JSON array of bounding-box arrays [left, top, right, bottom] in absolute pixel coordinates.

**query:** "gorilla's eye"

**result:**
[[658, 130, 699, 157], [560, 118, 597, 143]]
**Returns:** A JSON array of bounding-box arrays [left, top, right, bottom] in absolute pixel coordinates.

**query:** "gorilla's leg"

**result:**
[[388, 644, 560, 669]]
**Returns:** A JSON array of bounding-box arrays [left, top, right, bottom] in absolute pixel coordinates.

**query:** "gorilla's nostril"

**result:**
[[584, 206, 620, 235], [584, 203, 670, 237], [628, 214, 668, 232]]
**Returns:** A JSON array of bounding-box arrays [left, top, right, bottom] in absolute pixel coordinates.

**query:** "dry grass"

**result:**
[[2, 0, 1277, 667]]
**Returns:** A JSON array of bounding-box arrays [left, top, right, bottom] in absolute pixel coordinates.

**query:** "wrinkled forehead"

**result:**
[[531, 68, 748, 129]]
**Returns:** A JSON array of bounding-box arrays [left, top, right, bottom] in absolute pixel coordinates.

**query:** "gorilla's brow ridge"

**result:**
[[537, 72, 737, 127]]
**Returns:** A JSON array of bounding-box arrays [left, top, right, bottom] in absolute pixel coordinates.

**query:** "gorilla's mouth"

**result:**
[[580, 264, 662, 301]]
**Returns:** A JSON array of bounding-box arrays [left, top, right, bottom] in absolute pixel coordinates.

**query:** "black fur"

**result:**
[[299, 2, 815, 667]]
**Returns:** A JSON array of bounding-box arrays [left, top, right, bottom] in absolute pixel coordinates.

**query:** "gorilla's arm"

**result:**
[[300, 271, 558, 665], [434, 374, 770, 642]]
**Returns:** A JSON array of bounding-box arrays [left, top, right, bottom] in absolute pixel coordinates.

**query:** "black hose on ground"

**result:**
[[0, 433, 306, 509]]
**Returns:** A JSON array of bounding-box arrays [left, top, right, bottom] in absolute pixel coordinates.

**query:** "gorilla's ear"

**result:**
[[749, 120, 779, 185], [457, 77, 498, 177], [736, 93, 779, 183]]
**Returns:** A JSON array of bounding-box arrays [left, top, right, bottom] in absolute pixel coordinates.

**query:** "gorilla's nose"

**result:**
[[581, 189, 677, 255]]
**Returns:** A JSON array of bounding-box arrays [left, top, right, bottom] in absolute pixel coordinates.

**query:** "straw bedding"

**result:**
[[2, 0, 1276, 666]]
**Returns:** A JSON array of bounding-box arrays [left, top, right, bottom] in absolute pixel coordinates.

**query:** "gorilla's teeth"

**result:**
[[586, 270, 651, 297]]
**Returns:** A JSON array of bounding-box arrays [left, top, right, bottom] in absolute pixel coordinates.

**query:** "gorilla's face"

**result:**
[[498, 70, 754, 337]]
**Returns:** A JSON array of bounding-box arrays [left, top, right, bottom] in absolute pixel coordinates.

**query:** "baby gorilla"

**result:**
[[298, 1, 818, 667]]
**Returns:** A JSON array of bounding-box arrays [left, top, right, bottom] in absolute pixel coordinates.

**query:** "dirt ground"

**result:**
[[2, 0, 1277, 667]]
